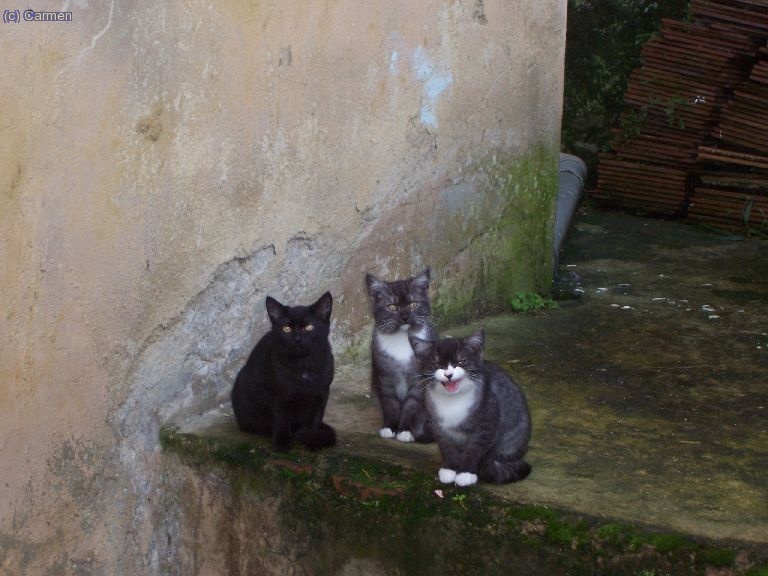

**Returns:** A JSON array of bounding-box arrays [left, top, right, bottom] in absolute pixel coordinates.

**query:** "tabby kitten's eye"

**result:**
[[387, 304, 398, 312], [304, 324, 314, 332], [282, 325, 292, 333], [409, 302, 419, 309]]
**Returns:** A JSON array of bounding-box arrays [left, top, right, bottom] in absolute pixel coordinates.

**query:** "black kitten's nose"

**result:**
[[292, 334, 301, 343], [444, 371, 453, 380]]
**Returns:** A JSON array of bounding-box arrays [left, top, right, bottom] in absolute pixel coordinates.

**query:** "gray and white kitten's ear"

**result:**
[[408, 335, 434, 359], [464, 328, 485, 357], [412, 267, 430, 290], [265, 296, 286, 324], [311, 291, 333, 323], [365, 272, 388, 298]]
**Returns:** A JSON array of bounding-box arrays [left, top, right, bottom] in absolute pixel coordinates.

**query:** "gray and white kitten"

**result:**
[[365, 268, 435, 443], [410, 328, 531, 486]]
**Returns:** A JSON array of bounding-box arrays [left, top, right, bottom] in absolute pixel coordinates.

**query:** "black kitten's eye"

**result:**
[[457, 359, 466, 366], [387, 304, 398, 312], [304, 324, 314, 332], [409, 302, 419, 309], [282, 325, 292, 333]]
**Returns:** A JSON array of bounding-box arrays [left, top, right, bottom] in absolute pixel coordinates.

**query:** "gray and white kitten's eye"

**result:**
[[282, 325, 292, 333], [304, 324, 314, 332], [409, 302, 420, 309], [387, 304, 398, 312]]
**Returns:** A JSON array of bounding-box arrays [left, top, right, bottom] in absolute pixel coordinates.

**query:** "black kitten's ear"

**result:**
[[365, 272, 387, 298], [311, 291, 333, 323], [409, 335, 434, 359], [412, 267, 430, 290], [265, 296, 286, 324], [464, 328, 485, 356]]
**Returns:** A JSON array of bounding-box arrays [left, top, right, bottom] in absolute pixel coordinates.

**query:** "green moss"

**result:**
[[160, 424, 757, 576], [636, 532, 691, 554], [700, 548, 735, 568], [506, 504, 558, 523], [337, 331, 370, 363], [544, 517, 590, 548], [747, 565, 768, 576], [432, 145, 558, 329], [597, 522, 636, 547]]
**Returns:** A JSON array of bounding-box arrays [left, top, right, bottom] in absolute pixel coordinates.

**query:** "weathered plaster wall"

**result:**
[[0, 1, 565, 573]]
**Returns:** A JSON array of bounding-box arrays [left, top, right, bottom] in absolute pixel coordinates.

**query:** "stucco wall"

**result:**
[[0, 1, 565, 573]]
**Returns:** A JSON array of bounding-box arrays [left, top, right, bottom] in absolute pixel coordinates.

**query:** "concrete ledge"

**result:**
[[159, 211, 768, 575], [159, 418, 762, 576]]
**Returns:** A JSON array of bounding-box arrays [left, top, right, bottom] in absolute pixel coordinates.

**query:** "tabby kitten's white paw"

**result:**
[[455, 472, 478, 487], [379, 427, 396, 439], [438, 468, 457, 484], [396, 430, 415, 442]]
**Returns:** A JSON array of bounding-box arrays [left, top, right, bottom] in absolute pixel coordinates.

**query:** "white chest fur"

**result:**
[[428, 384, 478, 430], [375, 329, 415, 363]]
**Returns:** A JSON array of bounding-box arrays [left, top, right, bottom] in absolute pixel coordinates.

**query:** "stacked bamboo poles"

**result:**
[[594, 0, 768, 232], [689, 39, 768, 231]]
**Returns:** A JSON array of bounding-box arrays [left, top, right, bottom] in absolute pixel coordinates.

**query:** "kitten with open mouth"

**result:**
[[410, 328, 532, 486]]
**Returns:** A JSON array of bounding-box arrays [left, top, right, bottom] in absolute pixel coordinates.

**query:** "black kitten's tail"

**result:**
[[296, 423, 337, 451], [485, 458, 531, 484]]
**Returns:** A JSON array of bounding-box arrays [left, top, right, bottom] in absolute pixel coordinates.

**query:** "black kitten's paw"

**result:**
[[273, 437, 293, 453], [297, 423, 336, 450]]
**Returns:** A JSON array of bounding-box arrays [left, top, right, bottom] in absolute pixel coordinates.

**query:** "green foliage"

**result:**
[[701, 547, 736, 568], [509, 291, 557, 313], [632, 532, 690, 554], [562, 0, 689, 183], [451, 493, 468, 510], [618, 108, 647, 143], [544, 518, 590, 549], [596, 522, 637, 550]]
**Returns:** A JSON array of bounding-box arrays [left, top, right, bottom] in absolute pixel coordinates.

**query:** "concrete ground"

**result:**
[[186, 209, 767, 549]]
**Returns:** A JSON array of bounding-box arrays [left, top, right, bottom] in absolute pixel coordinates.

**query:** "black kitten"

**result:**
[[231, 292, 336, 452], [365, 268, 435, 443], [410, 329, 531, 486]]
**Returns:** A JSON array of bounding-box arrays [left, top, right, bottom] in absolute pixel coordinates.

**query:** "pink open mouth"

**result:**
[[443, 380, 460, 393]]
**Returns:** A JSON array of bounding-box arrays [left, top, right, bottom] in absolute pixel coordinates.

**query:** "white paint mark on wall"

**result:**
[[389, 50, 399, 74], [411, 45, 453, 128]]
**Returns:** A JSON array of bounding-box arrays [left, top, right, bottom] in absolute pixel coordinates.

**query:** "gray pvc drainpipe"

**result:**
[[553, 153, 587, 275]]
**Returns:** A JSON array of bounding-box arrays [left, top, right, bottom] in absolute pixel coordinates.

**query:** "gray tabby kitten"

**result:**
[[365, 268, 435, 443], [410, 328, 531, 486]]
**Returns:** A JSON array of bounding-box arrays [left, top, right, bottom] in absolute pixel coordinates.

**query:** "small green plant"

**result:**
[[509, 291, 557, 313], [452, 493, 467, 510]]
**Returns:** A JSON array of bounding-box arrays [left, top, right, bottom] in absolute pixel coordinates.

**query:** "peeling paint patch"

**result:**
[[411, 46, 453, 128]]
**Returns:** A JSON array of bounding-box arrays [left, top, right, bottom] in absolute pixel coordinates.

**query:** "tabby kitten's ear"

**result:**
[[409, 335, 435, 360], [365, 273, 388, 298], [464, 328, 485, 358], [265, 296, 287, 324], [311, 291, 333, 323], [412, 267, 430, 289]]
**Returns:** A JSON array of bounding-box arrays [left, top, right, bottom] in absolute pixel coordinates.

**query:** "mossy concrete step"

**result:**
[[161, 210, 768, 575]]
